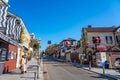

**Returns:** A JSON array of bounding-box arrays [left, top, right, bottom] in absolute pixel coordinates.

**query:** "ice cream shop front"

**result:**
[[0, 32, 19, 74]]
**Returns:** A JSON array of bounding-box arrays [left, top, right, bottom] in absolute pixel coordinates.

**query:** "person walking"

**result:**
[[20, 55, 27, 74]]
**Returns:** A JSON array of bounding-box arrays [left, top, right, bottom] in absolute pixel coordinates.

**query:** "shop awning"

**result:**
[[97, 45, 107, 51]]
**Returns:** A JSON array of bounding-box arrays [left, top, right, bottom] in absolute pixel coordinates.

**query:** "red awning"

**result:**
[[97, 45, 107, 51]]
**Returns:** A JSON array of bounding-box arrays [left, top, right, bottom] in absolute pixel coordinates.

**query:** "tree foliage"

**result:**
[[82, 28, 88, 47], [33, 42, 40, 51], [45, 44, 59, 56]]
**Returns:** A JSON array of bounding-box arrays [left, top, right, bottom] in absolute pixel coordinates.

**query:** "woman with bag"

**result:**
[[20, 55, 27, 74]]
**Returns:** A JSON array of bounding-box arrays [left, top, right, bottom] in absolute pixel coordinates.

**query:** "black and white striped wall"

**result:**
[[0, 2, 8, 33], [6, 14, 22, 41], [0, 2, 28, 42]]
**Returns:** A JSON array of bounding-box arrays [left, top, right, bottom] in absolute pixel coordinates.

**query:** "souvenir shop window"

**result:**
[[13, 52, 17, 59], [0, 50, 7, 61], [10, 51, 14, 60], [8, 51, 17, 60]]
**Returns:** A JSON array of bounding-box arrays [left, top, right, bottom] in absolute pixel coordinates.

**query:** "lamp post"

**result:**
[[38, 39, 41, 57], [37, 38, 41, 79]]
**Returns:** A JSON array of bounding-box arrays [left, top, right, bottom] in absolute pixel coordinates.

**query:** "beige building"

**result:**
[[81, 25, 120, 67], [82, 25, 120, 49]]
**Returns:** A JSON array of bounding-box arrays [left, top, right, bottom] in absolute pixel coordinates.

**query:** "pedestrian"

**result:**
[[20, 55, 27, 74]]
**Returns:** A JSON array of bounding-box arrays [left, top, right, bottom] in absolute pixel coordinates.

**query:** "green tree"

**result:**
[[45, 44, 59, 56], [82, 28, 88, 48], [33, 42, 40, 51]]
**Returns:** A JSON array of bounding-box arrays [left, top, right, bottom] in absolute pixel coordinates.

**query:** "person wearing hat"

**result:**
[[20, 55, 27, 74]]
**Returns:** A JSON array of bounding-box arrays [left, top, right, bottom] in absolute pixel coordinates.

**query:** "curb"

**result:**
[[81, 68, 117, 80], [69, 62, 118, 80]]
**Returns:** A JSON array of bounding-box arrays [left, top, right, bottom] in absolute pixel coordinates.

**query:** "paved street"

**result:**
[[43, 56, 115, 80]]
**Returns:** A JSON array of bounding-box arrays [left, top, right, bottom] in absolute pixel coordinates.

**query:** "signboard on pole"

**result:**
[[48, 40, 51, 44], [100, 52, 107, 63]]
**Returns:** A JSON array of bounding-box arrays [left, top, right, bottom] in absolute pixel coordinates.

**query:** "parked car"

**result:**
[[114, 58, 120, 69]]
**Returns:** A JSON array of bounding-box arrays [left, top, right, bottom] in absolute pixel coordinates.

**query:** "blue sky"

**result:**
[[9, 0, 120, 51]]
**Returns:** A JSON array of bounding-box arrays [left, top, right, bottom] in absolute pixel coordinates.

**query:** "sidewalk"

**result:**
[[0, 58, 43, 80], [55, 58, 120, 80], [72, 63, 120, 80]]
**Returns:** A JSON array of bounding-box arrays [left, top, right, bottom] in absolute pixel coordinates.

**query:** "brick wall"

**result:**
[[4, 44, 18, 72]]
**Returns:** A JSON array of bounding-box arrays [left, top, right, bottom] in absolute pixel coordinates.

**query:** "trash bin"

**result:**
[[104, 60, 109, 69]]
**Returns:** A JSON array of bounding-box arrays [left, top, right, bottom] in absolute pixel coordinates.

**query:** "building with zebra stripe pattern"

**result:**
[[0, 0, 8, 33], [6, 12, 22, 41], [0, 0, 23, 42], [0, 0, 31, 73]]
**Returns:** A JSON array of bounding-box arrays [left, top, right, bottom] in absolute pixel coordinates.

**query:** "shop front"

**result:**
[[0, 39, 8, 74], [4, 44, 18, 72], [0, 32, 20, 73]]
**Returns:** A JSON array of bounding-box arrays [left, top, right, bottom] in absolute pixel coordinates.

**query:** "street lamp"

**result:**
[[36, 38, 41, 79]]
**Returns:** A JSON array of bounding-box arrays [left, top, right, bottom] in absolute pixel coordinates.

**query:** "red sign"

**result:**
[[66, 41, 71, 46], [97, 45, 107, 51]]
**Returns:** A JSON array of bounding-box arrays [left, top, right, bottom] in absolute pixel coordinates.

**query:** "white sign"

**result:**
[[100, 52, 107, 63]]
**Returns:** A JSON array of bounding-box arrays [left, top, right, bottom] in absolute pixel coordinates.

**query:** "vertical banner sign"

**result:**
[[100, 52, 107, 63]]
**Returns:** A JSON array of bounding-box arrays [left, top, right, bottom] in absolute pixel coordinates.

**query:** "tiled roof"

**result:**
[[60, 38, 76, 44], [85, 26, 116, 32], [63, 38, 76, 41]]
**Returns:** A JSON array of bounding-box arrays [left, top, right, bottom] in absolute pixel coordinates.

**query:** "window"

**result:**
[[13, 52, 17, 59], [116, 36, 119, 42], [7, 51, 17, 60], [110, 36, 113, 43], [105, 36, 108, 43], [7, 51, 11, 60], [116, 36, 120, 43], [0, 50, 7, 61], [105, 36, 113, 44]]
